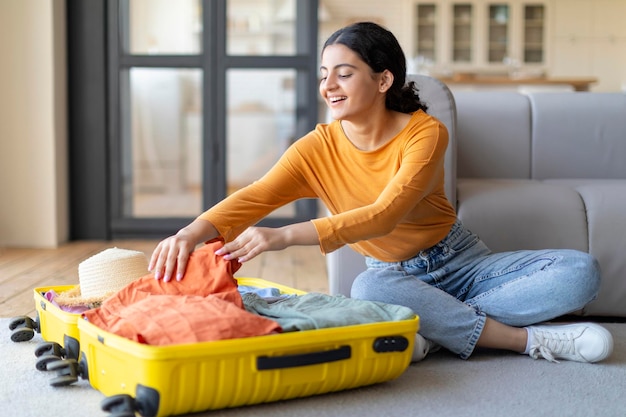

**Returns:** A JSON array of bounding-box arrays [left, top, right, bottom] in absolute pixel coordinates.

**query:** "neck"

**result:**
[[341, 110, 409, 151]]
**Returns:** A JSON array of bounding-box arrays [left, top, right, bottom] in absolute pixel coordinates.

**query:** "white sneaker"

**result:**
[[412, 333, 440, 362], [527, 323, 613, 363]]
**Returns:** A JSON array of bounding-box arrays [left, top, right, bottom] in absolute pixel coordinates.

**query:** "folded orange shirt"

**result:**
[[83, 240, 282, 345]]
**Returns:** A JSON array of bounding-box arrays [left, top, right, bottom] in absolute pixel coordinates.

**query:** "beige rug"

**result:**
[[2, 318, 625, 417]]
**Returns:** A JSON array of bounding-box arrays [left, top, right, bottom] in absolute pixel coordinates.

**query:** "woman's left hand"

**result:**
[[216, 221, 320, 262], [215, 226, 286, 263]]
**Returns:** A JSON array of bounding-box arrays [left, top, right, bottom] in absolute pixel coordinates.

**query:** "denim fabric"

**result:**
[[351, 219, 601, 359]]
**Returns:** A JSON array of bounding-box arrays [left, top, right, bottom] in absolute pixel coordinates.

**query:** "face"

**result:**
[[319, 44, 391, 121]]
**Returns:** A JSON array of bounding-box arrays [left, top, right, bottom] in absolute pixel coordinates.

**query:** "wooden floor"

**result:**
[[0, 240, 328, 318]]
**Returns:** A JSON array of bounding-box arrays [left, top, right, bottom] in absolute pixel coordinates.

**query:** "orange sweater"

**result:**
[[199, 110, 457, 262]]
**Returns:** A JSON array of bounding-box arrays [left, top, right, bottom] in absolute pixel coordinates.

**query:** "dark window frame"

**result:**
[[68, 0, 319, 239]]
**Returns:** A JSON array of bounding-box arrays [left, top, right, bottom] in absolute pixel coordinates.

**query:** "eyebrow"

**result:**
[[319, 63, 359, 72]]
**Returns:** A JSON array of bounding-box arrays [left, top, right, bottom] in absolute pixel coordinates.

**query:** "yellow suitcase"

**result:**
[[9, 285, 82, 370], [48, 277, 419, 417]]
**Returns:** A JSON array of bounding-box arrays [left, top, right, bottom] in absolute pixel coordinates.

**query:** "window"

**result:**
[[103, 0, 319, 237]]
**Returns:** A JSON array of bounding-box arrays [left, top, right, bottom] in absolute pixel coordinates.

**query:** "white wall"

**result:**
[[550, 0, 626, 92], [0, 0, 68, 247], [320, 1, 412, 55]]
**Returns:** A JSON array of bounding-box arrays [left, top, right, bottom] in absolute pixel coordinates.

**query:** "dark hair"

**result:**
[[322, 21, 428, 114]]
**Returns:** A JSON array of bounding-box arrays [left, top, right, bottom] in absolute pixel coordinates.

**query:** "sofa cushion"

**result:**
[[454, 92, 531, 179], [457, 178, 588, 253], [529, 92, 626, 180]]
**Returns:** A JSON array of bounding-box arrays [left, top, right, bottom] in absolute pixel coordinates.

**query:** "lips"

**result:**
[[329, 96, 347, 103]]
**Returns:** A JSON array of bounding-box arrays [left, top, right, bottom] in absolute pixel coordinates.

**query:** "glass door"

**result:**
[[108, 0, 319, 237], [225, 0, 302, 220]]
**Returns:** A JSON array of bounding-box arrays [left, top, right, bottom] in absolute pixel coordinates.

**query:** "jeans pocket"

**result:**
[[447, 231, 481, 255], [437, 226, 490, 270]]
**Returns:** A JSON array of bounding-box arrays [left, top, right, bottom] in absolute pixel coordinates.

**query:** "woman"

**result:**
[[149, 22, 613, 363]]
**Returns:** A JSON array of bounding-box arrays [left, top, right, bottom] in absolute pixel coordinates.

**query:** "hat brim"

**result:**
[[54, 285, 111, 308]]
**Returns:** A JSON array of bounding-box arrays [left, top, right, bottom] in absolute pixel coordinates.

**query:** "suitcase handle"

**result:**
[[257, 345, 351, 370]]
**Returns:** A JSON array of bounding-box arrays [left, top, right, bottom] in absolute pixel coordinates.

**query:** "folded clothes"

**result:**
[[83, 240, 281, 345], [242, 292, 415, 332], [81, 239, 415, 345], [237, 285, 284, 298], [114, 294, 281, 345]]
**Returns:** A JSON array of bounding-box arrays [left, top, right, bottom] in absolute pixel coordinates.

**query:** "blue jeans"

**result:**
[[351, 219, 601, 359]]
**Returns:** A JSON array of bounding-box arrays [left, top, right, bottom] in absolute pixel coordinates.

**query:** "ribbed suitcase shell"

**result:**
[[76, 277, 419, 416], [34, 285, 82, 347]]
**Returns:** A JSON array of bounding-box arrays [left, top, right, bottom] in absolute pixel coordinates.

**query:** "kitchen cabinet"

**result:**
[[410, 1, 547, 74]]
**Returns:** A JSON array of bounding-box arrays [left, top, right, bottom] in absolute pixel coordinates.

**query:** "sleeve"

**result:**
[[197, 133, 320, 242], [311, 117, 449, 254]]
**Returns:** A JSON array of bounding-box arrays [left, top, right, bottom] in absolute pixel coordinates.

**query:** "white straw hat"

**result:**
[[56, 247, 149, 307]]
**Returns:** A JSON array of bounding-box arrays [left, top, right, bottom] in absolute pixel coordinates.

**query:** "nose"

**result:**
[[325, 73, 339, 89], [321, 75, 338, 96]]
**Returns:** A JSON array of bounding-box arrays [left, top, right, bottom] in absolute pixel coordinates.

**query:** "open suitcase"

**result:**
[[8, 285, 83, 370], [46, 277, 419, 417]]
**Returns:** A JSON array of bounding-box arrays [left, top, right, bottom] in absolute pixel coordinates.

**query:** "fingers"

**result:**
[[215, 239, 248, 262], [149, 237, 193, 282], [162, 244, 180, 282], [216, 227, 275, 263], [174, 250, 190, 282], [219, 241, 258, 263]]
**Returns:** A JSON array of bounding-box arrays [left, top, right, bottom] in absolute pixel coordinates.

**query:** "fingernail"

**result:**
[[215, 248, 224, 255], [163, 274, 170, 282], [176, 273, 183, 281], [154, 271, 161, 280]]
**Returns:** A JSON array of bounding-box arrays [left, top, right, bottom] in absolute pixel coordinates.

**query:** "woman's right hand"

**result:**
[[148, 219, 218, 282]]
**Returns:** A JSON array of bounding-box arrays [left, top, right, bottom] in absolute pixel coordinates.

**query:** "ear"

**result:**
[[379, 70, 394, 93]]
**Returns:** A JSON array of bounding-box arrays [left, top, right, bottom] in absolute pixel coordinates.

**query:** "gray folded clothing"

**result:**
[[242, 292, 415, 332]]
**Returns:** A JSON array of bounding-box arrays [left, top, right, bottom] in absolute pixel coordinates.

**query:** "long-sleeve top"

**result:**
[[198, 110, 457, 262]]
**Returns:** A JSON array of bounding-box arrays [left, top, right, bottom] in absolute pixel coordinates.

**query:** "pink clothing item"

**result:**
[[45, 290, 90, 314], [83, 240, 281, 345]]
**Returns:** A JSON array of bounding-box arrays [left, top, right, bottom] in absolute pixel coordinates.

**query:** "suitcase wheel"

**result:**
[[34, 341, 65, 358], [34, 342, 66, 371], [35, 354, 62, 372], [10, 327, 34, 343], [101, 394, 137, 417], [109, 412, 135, 417], [8, 316, 39, 342], [49, 375, 79, 388], [46, 358, 83, 387]]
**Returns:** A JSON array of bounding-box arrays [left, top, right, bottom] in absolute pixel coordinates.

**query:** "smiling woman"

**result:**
[[147, 21, 613, 366]]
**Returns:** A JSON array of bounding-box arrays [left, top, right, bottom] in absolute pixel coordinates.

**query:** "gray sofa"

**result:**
[[326, 74, 626, 318]]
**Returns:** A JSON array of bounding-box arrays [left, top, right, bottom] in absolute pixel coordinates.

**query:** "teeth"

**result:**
[[330, 96, 346, 103]]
